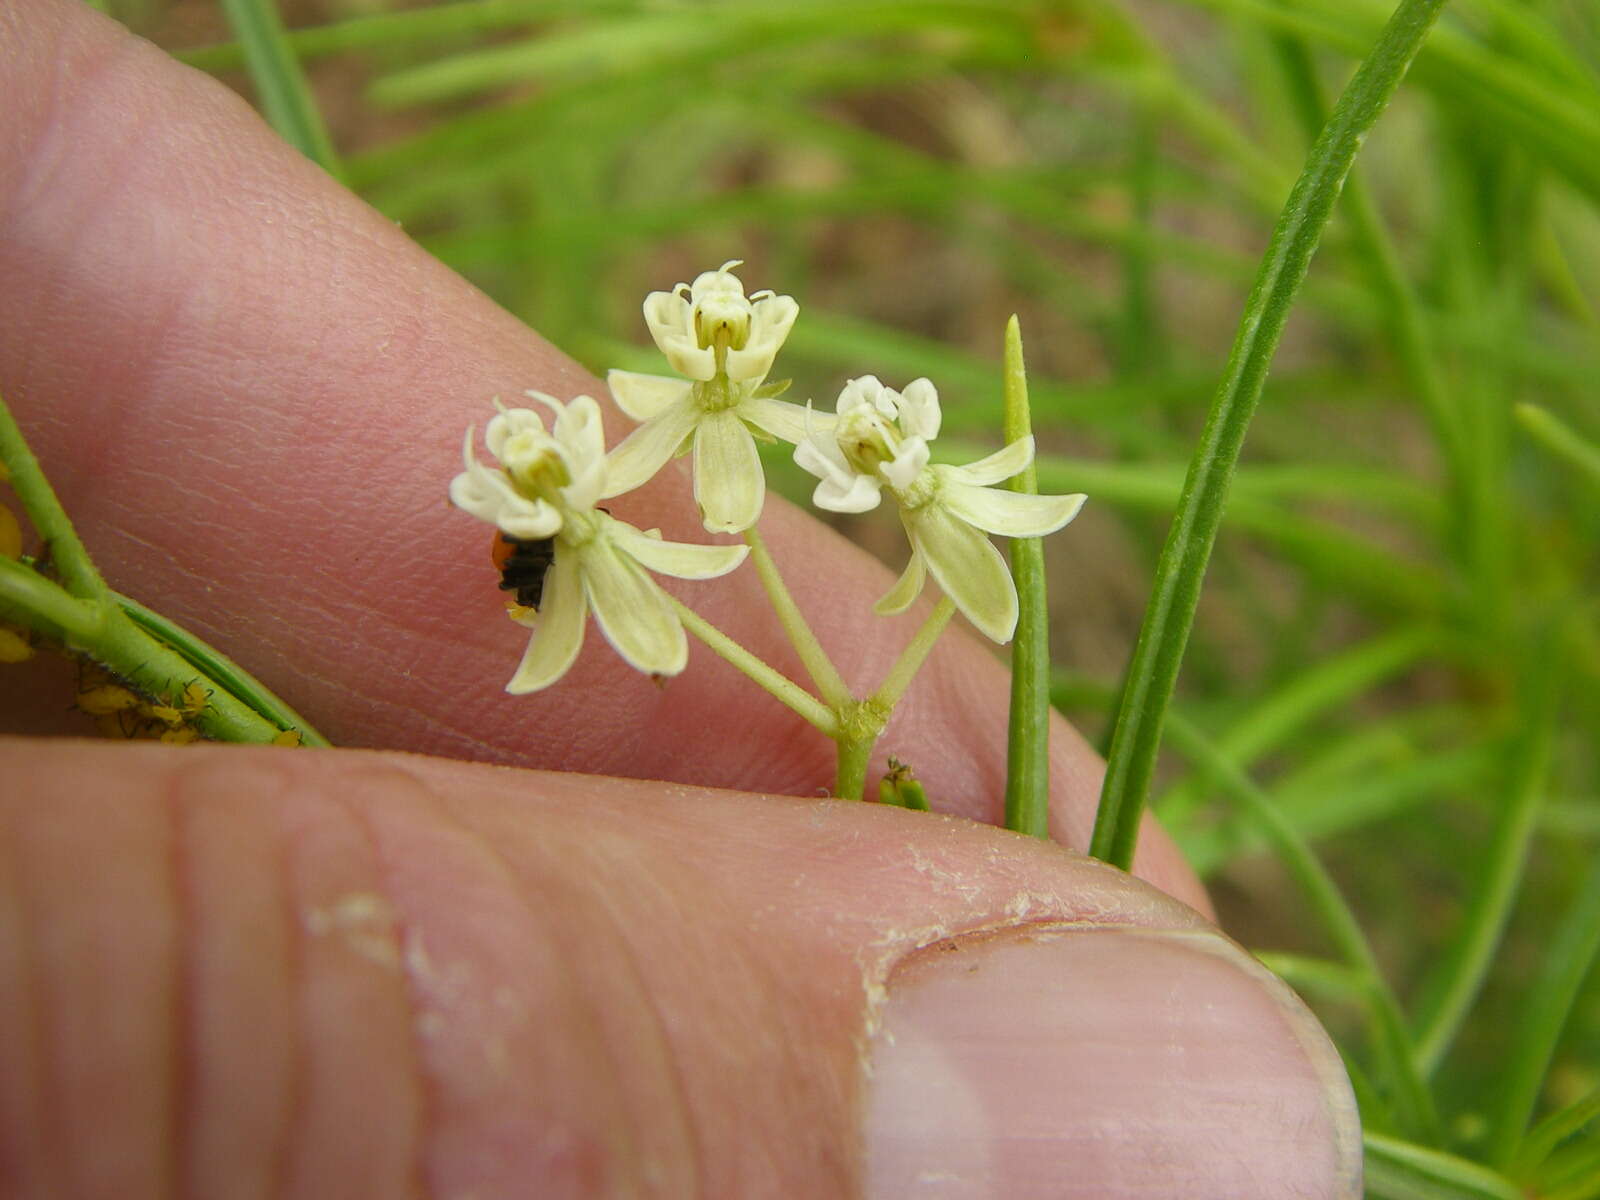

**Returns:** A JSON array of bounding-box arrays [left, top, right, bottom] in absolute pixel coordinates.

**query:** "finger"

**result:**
[[0, 737, 1360, 1198], [0, 0, 1196, 907]]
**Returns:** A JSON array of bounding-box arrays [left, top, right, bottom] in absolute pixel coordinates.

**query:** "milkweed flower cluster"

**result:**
[[448, 261, 1087, 693]]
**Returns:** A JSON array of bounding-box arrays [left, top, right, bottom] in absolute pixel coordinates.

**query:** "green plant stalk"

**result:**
[[1488, 857, 1600, 1168], [667, 596, 837, 735], [743, 525, 851, 708], [114, 592, 330, 747], [825, 597, 958, 802], [1412, 658, 1558, 1075], [833, 731, 877, 805], [219, 0, 343, 179], [0, 397, 108, 601], [0, 559, 295, 744], [1089, 0, 1450, 870], [871, 597, 956, 713], [1268, 31, 1471, 551], [1516, 403, 1600, 489], [1001, 317, 1051, 840]]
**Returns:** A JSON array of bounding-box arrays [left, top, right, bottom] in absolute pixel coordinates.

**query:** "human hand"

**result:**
[[0, 1, 1359, 1195]]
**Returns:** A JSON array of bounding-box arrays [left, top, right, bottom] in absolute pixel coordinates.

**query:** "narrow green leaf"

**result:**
[[180, 1, 633, 73], [1364, 1132, 1525, 1200], [219, 0, 342, 179], [1089, 0, 1450, 870], [1516, 403, 1600, 490], [1412, 648, 1560, 1074], [1157, 627, 1439, 827], [1002, 316, 1051, 839], [1513, 1089, 1600, 1181], [1159, 709, 1439, 1140], [1490, 857, 1600, 1167]]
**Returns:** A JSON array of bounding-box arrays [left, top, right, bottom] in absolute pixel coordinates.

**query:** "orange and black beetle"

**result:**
[[491, 532, 557, 609]]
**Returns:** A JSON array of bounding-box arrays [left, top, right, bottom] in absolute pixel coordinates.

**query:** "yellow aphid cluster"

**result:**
[[75, 663, 212, 744]]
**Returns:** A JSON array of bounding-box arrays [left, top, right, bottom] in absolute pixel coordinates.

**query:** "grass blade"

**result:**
[[1002, 316, 1051, 839], [1516, 403, 1600, 490], [219, 0, 342, 179], [1489, 859, 1600, 1167], [1412, 650, 1560, 1074], [1090, 0, 1452, 869], [1364, 1132, 1525, 1200]]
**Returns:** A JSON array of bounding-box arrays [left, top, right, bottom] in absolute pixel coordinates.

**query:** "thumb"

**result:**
[[1, 738, 1359, 1198]]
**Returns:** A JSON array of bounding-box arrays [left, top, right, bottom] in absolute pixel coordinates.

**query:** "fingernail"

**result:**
[[864, 926, 1361, 1199]]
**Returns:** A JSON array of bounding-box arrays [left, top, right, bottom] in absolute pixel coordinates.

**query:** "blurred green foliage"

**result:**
[[134, 0, 1599, 1190]]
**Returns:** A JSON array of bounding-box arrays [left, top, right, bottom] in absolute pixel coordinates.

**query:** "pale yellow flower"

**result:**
[[451, 393, 747, 692], [605, 261, 819, 534], [795, 376, 1085, 643]]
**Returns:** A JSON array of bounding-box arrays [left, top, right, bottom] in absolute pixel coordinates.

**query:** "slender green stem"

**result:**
[[0, 397, 108, 601], [219, 0, 344, 179], [113, 592, 330, 747], [742, 526, 851, 707], [668, 595, 837, 735], [1090, 0, 1450, 870], [871, 597, 955, 712], [1001, 317, 1051, 840], [834, 734, 875, 804], [0, 557, 103, 642]]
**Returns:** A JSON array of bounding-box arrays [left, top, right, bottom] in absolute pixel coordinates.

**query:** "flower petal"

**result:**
[[813, 472, 883, 514], [725, 293, 798, 382], [907, 504, 1018, 643], [581, 539, 688, 677], [644, 290, 715, 380], [608, 520, 748, 580], [740, 395, 825, 445], [835, 375, 884, 416], [898, 377, 941, 441], [608, 370, 693, 422], [949, 436, 1034, 487], [939, 477, 1087, 538], [880, 435, 929, 491], [505, 550, 586, 693], [552, 394, 608, 510], [874, 547, 926, 615], [449, 430, 562, 538], [693, 409, 764, 532], [601, 398, 700, 499], [485, 406, 546, 461]]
